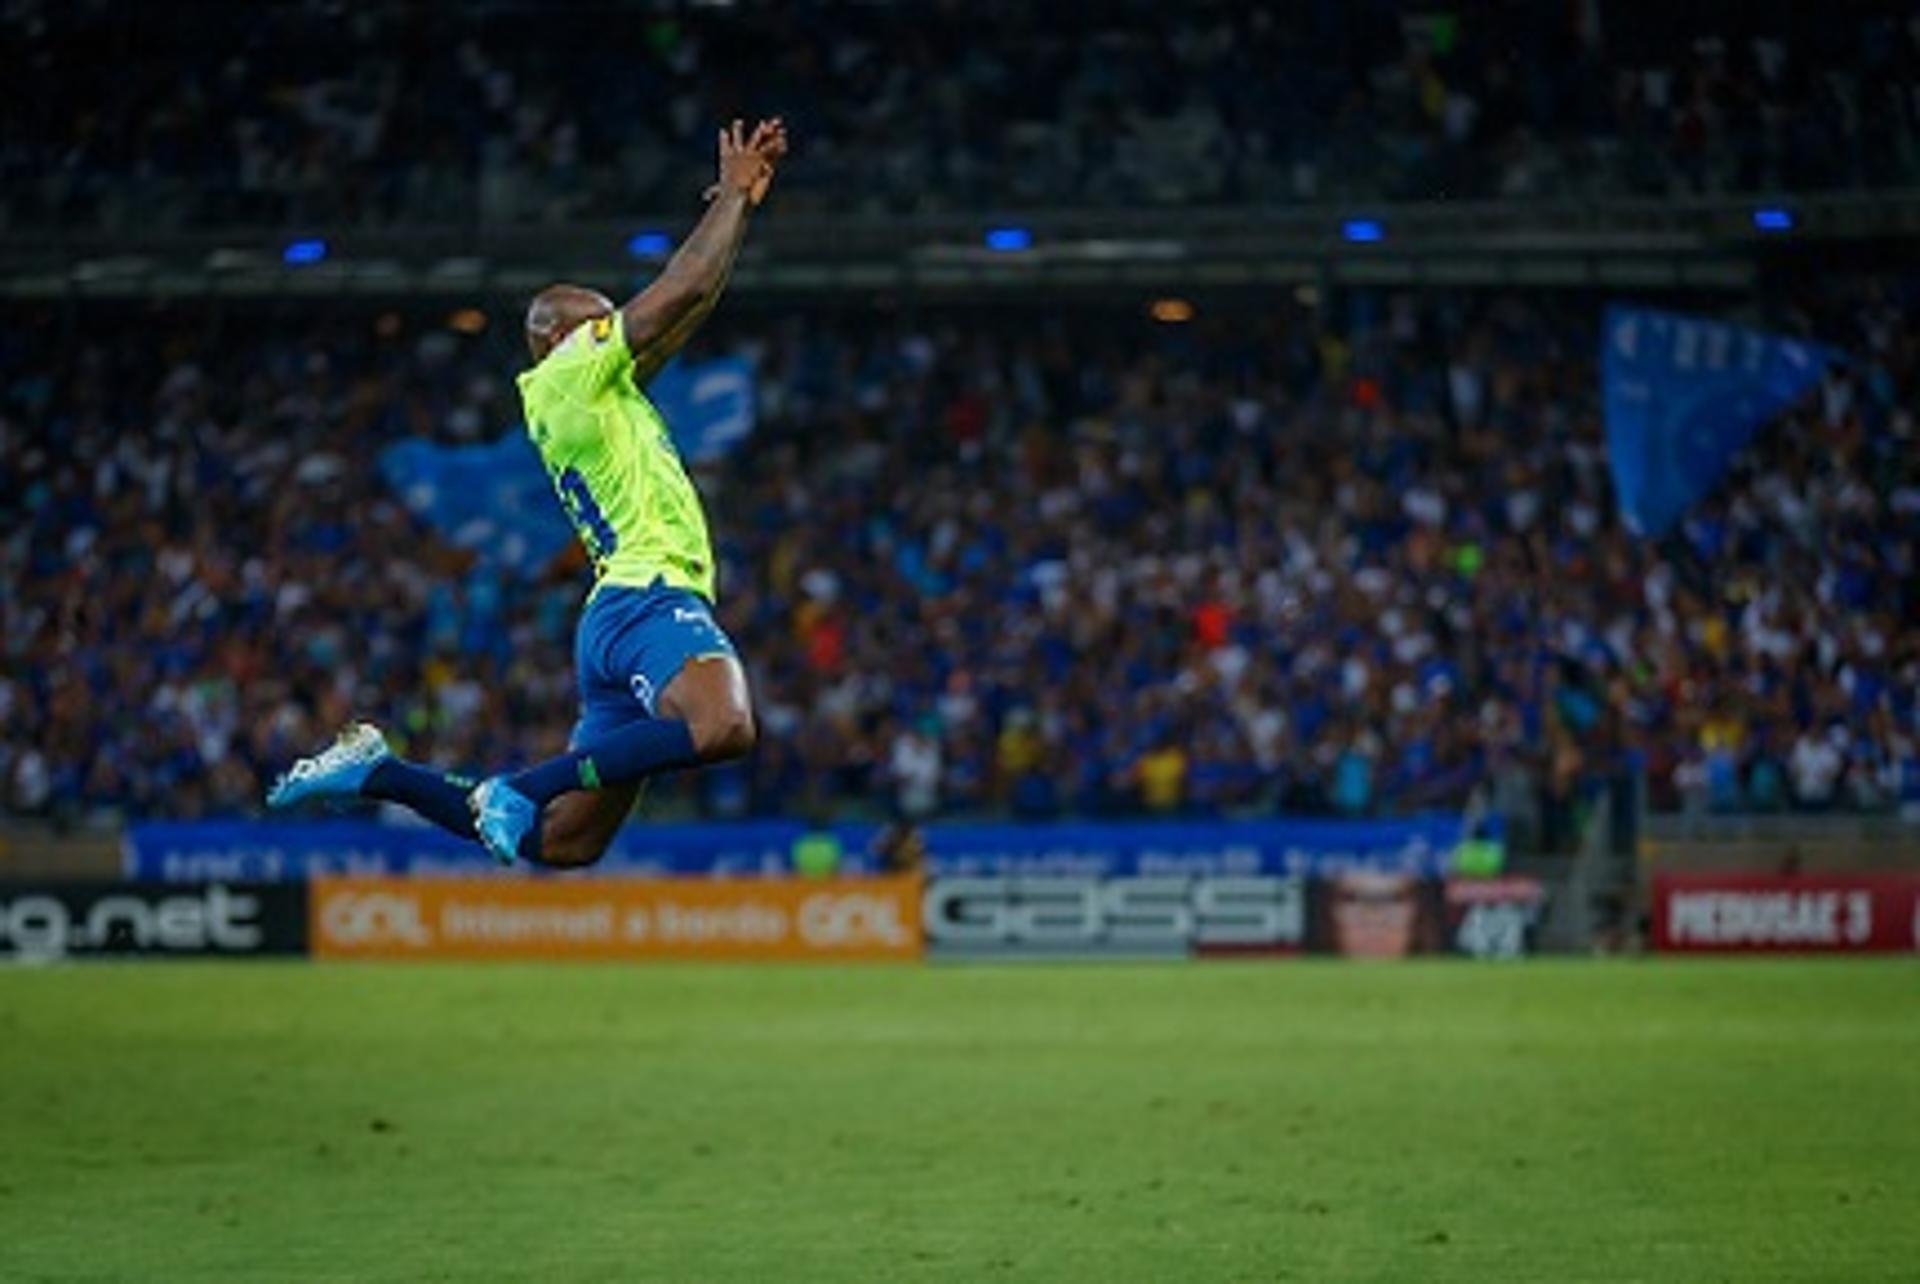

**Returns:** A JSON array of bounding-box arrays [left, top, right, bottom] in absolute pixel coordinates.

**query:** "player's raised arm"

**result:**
[[623, 118, 787, 383]]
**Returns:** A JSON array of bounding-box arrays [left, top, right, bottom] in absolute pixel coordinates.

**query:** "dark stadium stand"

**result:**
[[5, 1, 1917, 230]]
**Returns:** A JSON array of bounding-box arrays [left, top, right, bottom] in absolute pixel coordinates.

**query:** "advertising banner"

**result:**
[[0, 874, 1549, 963], [918, 817, 1471, 879], [125, 820, 872, 883], [1651, 873, 1920, 953], [128, 816, 1476, 883], [310, 876, 920, 962], [924, 874, 1546, 960], [923, 875, 1309, 959], [0, 882, 307, 962], [1307, 872, 1445, 959], [1443, 877, 1548, 960]]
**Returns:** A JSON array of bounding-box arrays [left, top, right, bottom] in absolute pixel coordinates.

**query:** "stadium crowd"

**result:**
[[6, 2, 1920, 229], [3, 281, 1917, 838]]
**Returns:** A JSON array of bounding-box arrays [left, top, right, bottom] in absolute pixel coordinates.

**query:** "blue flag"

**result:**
[[1602, 306, 1833, 537], [380, 356, 757, 572], [380, 431, 574, 573], [649, 356, 756, 462]]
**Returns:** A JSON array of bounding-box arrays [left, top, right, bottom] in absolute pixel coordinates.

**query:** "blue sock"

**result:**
[[507, 719, 699, 807], [362, 760, 478, 840]]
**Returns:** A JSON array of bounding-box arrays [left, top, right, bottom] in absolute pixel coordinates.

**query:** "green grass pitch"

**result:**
[[1, 959, 1915, 1282]]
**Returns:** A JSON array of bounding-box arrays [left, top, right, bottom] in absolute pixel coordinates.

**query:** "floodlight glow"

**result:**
[[282, 238, 328, 265]]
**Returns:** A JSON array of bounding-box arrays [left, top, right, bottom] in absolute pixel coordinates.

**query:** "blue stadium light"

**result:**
[[626, 230, 673, 257], [1752, 206, 1794, 232], [984, 226, 1032, 252], [1341, 218, 1385, 244], [281, 238, 328, 266]]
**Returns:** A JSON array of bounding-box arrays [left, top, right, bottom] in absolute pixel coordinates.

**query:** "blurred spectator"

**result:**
[[1135, 740, 1189, 815], [1789, 727, 1844, 811], [886, 720, 943, 822]]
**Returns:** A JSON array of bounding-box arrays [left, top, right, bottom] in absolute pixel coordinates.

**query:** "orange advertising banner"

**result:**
[[310, 876, 922, 962]]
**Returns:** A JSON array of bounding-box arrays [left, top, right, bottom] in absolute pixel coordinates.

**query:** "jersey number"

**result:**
[[557, 467, 618, 562]]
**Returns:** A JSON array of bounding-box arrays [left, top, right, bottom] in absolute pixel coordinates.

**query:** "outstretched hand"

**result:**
[[626, 118, 784, 383], [713, 117, 787, 207]]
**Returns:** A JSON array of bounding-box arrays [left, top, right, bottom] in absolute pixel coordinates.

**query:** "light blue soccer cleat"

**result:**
[[468, 776, 537, 867], [265, 721, 391, 809]]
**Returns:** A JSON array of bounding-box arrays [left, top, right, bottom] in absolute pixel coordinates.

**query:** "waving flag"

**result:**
[[380, 431, 573, 573], [649, 356, 756, 462], [1602, 306, 1834, 537]]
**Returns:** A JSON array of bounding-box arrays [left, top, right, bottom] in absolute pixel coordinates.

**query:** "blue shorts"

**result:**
[[571, 581, 737, 749]]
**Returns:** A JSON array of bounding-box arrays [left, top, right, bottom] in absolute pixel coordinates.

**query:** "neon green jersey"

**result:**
[[515, 310, 716, 601]]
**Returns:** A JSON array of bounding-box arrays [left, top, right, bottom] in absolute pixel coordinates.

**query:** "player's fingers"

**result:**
[[718, 126, 733, 157]]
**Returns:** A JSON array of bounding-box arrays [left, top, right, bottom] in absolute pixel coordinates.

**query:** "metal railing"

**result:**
[[7, 191, 1917, 301]]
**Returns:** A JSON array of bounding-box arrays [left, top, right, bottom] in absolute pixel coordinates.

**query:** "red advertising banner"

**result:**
[[1651, 873, 1920, 953]]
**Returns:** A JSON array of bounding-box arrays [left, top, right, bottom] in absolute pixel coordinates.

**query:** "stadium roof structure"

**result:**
[[5, 192, 1917, 302]]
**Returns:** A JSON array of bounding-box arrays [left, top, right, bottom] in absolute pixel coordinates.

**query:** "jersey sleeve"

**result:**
[[523, 310, 633, 452], [549, 310, 633, 392]]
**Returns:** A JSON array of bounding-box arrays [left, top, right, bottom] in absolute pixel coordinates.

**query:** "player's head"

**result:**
[[524, 284, 616, 361]]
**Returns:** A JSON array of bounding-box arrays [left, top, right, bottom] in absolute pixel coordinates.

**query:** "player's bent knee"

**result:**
[[692, 706, 756, 762]]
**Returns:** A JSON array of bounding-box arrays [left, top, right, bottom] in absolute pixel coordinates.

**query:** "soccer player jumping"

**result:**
[[268, 118, 787, 867]]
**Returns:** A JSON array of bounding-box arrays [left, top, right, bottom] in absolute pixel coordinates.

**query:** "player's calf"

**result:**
[[535, 785, 642, 868]]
